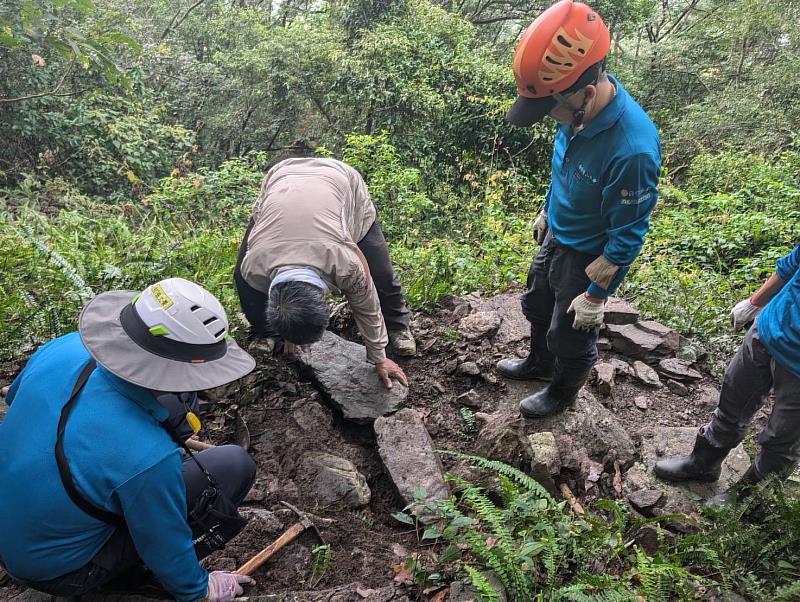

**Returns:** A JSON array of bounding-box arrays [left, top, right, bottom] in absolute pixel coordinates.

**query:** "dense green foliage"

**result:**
[[392, 453, 800, 601]]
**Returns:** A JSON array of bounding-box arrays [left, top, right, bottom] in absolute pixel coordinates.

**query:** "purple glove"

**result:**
[[206, 571, 255, 602]]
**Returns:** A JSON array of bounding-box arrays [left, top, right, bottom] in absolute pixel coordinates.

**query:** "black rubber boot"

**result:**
[[653, 432, 731, 483], [496, 324, 554, 381], [704, 464, 760, 508], [519, 362, 591, 418]]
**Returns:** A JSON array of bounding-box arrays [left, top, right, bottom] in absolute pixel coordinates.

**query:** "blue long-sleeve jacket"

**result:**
[[546, 76, 661, 299], [0, 333, 208, 601], [758, 244, 800, 378]]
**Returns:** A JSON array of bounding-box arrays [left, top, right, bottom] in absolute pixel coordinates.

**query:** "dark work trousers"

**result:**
[[21, 394, 255, 597], [703, 324, 800, 478], [520, 231, 600, 372], [234, 217, 411, 336]]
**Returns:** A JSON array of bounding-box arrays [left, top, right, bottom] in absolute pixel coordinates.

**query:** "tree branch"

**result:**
[[160, 0, 208, 41], [0, 61, 83, 104]]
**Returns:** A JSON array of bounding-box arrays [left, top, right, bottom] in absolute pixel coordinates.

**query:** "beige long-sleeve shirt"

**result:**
[[240, 157, 388, 363]]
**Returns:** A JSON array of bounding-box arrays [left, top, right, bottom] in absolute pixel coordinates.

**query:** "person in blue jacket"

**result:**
[[0, 278, 258, 602], [655, 243, 800, 505], [497, 0, 661, 417]]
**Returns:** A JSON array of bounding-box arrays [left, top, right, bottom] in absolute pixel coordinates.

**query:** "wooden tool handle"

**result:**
[[185, 438, 216, 451], [235, 522, 306, 576]]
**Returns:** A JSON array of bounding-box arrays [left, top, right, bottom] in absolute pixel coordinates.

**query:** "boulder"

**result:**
[[458, 311, 502, 340], [658, 358, 703, 381], [522, 389, 636, 468], [300, 452, 371, 509], [296, 331, 407, 423], [527, 431, 562, 476], [469, 292, 530, 345], [374, 409, 449, 510], [604, 297, 640, 325], [632, 361, 661, 387]]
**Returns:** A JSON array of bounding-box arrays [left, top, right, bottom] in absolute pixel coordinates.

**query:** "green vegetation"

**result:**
[[392, 453, 800, 601]]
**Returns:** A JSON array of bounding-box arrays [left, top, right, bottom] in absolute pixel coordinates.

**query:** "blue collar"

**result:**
[[573, 75, 627, 140], [96, 365, 169, 422]]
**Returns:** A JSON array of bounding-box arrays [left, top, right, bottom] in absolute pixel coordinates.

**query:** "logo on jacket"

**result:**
[[620, 187, 655, 205]]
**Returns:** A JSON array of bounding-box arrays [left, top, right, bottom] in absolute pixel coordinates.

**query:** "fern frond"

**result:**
[[464, 565, 501, 602]]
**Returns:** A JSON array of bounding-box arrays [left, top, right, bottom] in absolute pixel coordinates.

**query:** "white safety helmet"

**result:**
[[134, 278, 229, 344], [78, 277, 255, 392]]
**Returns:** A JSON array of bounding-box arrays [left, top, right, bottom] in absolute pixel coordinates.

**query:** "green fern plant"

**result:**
[[463, 565, 501, 602]]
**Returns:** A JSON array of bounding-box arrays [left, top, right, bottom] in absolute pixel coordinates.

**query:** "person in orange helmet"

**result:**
[[497, 1, 662, 417]]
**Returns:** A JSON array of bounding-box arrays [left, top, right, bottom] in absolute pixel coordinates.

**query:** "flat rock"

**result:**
[[609, 358, 633, 377], [296, 331, 407, 423], [469, 292, 530, 345], [632, 361, 660, 387], [627, 488, 664, 513], [458, 361, 481, 376], [456, 389, 482, 408], [634, 396, 649, 410], [596, 336, 612, 351], [593, 362, 616, 396], [300, 452, 371, 509], [666, 379, 689, 396], [605, 323, 671, 359], [374, 409, 449, 509], [658, 358, 703, 381], [604, 297, 640, 325], [626, 427, 751, 513], [637, 320, 681, 352], [458, 311, 502, 340]]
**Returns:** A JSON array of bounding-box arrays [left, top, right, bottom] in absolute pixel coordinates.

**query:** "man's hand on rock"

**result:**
[[567, 292, 605, 331], [375, 358, 408, 389]]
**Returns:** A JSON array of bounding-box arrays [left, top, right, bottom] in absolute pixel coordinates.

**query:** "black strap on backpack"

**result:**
[[55, 358, 126, 528]]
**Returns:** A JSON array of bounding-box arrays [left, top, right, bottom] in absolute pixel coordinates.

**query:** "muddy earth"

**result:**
[[0, 291, 773, 601]]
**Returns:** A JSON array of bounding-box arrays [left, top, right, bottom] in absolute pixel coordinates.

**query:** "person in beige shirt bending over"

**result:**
[[234, 155, 415, 389]]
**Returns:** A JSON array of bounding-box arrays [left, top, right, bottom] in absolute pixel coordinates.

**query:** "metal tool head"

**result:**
[[280, 500, 325, 543]]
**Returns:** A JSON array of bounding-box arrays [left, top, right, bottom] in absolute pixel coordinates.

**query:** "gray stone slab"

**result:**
[[300, 452, 371, 509], [374, 409, 449, 509], [627, 427, 751, 513], [604, 297, 640, 325], [296, 331, 407, 424]]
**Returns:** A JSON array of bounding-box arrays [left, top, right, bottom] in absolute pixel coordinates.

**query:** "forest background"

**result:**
[[2, 0, 800, 599], [2, 0, 800, 368]]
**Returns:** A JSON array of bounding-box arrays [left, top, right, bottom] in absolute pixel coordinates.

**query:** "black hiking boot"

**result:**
[[654, 431, 731, 483], [704, 464, 761, 508], [519, 362, 591, 418], [496, 324, 554, 381]]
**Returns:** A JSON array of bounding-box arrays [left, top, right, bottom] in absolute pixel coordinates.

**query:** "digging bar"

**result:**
[[234, 501, 325, 576]]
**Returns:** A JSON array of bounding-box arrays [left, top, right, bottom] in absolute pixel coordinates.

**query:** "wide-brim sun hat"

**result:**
[[79, 278, 255, 392]]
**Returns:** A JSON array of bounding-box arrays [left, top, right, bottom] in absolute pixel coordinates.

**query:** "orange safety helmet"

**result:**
[[507, 0, 610, 126]]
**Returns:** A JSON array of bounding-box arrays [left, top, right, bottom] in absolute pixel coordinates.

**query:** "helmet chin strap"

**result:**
[[552, 91, 589, 130]]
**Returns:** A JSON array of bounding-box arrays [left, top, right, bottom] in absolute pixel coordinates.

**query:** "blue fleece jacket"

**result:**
[[0, 333, 208, 601], [758, 244, 800, 378], [546, 76, 661, 299]]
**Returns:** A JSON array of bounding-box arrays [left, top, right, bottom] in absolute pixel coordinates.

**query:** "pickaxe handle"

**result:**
[[234, 521, 307, 576]]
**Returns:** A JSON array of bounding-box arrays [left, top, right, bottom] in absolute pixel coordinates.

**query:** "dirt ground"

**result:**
[[0, 292, 772, 600]]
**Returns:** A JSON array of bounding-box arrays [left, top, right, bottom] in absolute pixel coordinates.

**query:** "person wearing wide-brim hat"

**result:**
[[0, 278, 257, 602], [496, 0, 661, 418]]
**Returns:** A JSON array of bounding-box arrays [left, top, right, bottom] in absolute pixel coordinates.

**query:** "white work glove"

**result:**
[[567, 293, 605, 331], [206, 571, 255, 602], [533, 211, 548, 245], [730, 298, 762, 331]]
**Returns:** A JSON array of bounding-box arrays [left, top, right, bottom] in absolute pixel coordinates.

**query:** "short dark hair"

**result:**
[[267, 281, 329, 345]]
